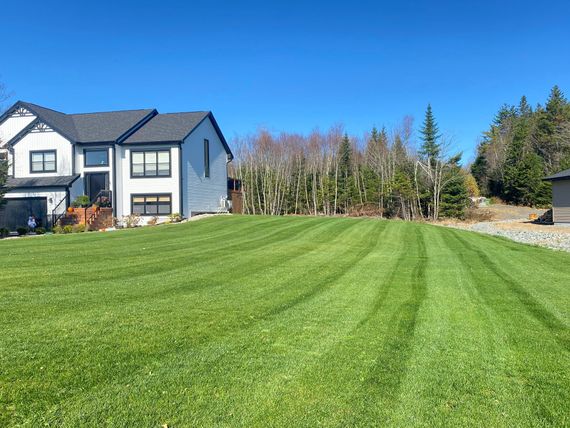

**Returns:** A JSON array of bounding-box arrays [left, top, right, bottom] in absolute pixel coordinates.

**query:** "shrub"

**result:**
[[71, 195, 91, 208], [0, 228, 9, 238], [35, 227, 46, 235], [16, 227, 28, 236], [52, 225, 64, 234], [73, 224, 86, 233], [123, 214, 141, 228], [147, 216, 159, 226], [63, 225, 73, 234], [169, 213, 182, 223]]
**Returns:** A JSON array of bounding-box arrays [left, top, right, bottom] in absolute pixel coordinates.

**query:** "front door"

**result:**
[[85, 173, 108, 202]]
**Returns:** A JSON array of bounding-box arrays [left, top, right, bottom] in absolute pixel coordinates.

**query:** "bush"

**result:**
[[147, 216, 159, 226], [73, 224, 86, 233], [35, 227, 46, 235], [52, 225, 63, 234], [16, 227, 28, 236], [169, 213, 182, 223], [123, 214, 141, 228], [71, 195, 91, 208], [0, 228, 9, 238], [63, 225, 73, 234]]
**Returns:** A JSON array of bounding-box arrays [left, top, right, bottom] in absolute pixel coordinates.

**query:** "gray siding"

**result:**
[[181, 118, 228, 216], [552, 180, 570, 223]]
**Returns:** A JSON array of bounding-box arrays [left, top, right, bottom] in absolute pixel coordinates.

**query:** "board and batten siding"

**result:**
[[181, 118, 228, 216], [12, 129, 73, 177], [116, 144, 181, 221], [0, 112, 36, 146], [552, 180, 570, 223]]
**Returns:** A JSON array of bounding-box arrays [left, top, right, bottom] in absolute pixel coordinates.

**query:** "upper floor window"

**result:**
[[84, 149, 109, 167], [0, 151, 7, 161], [30, 150, 56, 173], [204, 139, 210, 178], [131, 150, 170, 178]]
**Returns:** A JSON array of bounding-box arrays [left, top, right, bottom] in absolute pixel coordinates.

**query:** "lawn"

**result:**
[[0, 216, 568, 427]]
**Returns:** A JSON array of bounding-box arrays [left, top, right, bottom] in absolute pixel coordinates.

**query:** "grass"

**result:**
[[0, 215, 568, 427]]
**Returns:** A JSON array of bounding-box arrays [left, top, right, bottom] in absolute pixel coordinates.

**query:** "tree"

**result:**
[[419, 104, 441, 164], [0, 152, 7, 205], [439, 157, 469, 219]]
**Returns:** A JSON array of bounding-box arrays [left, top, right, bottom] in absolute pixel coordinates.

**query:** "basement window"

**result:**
[[131, 194, 172, 215]]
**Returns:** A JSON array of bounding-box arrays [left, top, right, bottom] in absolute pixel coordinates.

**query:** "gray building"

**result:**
[[544, 168, 570, 224]]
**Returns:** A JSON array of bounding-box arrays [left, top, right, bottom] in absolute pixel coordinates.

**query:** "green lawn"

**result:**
[[0, 216, 568, 427]]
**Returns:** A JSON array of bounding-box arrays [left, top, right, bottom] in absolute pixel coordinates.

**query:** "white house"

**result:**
[[0, 101, 233, 230]]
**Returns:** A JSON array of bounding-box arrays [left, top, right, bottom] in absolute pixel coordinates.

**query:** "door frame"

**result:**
[[84, 172, 109, 202]]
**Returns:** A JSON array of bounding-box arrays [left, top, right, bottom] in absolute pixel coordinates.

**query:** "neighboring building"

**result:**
[[0, 101, 233, 230], [544, 168, 570, 224]]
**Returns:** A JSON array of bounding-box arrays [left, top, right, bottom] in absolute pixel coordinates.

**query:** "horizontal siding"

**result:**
[[182, 118, 228, 215], [13, 130, 73, 177], [552, 180, 570, 223]]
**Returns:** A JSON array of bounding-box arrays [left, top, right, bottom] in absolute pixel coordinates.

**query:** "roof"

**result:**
[[5, 175, 80, 189], [0, 101, 232, 157], [124, 112, 210, 143], [17, 102, 156, 143], [543, 168, 570, 181]]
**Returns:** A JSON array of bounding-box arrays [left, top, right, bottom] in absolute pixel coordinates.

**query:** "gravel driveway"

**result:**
[[441, 204, 570, 252]]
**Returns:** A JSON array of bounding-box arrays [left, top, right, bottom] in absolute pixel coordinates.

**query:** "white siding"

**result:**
[[182, 118, 228, 215], [116, 144, 181, 223], [12, 130, 73, 177], [0, 113, 36, 146]]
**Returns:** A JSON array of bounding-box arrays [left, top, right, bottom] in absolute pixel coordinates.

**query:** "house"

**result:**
[[0, 101, 233, 230], [543, 168, 570, 224]]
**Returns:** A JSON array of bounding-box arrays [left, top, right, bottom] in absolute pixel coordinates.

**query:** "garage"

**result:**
[[0, 197, 47, 231]]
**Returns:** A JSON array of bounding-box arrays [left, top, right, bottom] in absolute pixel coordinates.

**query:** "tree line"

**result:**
[[471, 85, 570, 207], [232, 105, 475, 220]]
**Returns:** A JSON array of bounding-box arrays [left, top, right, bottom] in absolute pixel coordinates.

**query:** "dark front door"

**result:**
[[86, 173, 108, 202], [0, 197, 47, 231]]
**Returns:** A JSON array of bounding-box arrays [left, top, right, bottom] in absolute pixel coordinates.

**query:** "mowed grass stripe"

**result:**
[[0, 216, 568, 427]]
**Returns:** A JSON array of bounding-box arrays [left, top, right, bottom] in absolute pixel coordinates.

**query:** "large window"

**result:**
[[204, 139, 210, 178], [131, 150, 170, 177], [30, 150, 56, 173], [84, 149, 109, 167], [131, 194, 172, 215]]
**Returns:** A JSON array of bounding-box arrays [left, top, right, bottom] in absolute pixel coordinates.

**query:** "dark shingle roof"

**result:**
[[544, 168, 570, 181], [20, 102, 155, 143], [123, 112, 210, 143], [69, 109, 155, 142], [5, 175, 80, 189], [2, 101, 232, 157]]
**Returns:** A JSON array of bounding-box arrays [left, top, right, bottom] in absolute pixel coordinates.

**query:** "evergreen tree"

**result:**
[[336, 134, 353, 213], [440, 156, 469, 219], [419, 104, 441, 163], [0, 155, 7, 206]]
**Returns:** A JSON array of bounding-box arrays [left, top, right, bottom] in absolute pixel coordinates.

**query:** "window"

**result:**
[[204, 139, 210, 178], [84, 149, 109, 167], [30, 150, 56, 173], [0, 151, 7, 161], [131, 194, 172, 215], [131, 150, 170, 177]]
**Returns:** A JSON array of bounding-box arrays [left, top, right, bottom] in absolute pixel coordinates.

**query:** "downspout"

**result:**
[[112, 145, 117, 218], [178, 143, 183, 217]]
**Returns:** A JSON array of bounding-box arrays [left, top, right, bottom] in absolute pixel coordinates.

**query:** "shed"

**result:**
[[543, 168, 570, 224]]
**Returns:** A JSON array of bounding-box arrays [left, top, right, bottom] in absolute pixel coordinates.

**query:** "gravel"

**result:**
[[448, 220, 570, 252]]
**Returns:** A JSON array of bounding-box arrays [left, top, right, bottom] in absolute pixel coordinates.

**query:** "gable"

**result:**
[[0, 107, 37, 146]]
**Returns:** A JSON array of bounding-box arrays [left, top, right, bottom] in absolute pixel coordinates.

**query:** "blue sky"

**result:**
[[1, 1, 570, 161]]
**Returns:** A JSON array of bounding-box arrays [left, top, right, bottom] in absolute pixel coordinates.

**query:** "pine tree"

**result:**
[[440, 158, 469, 219], [419, 104, 441, 163], [336, 134, 353, 213]]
